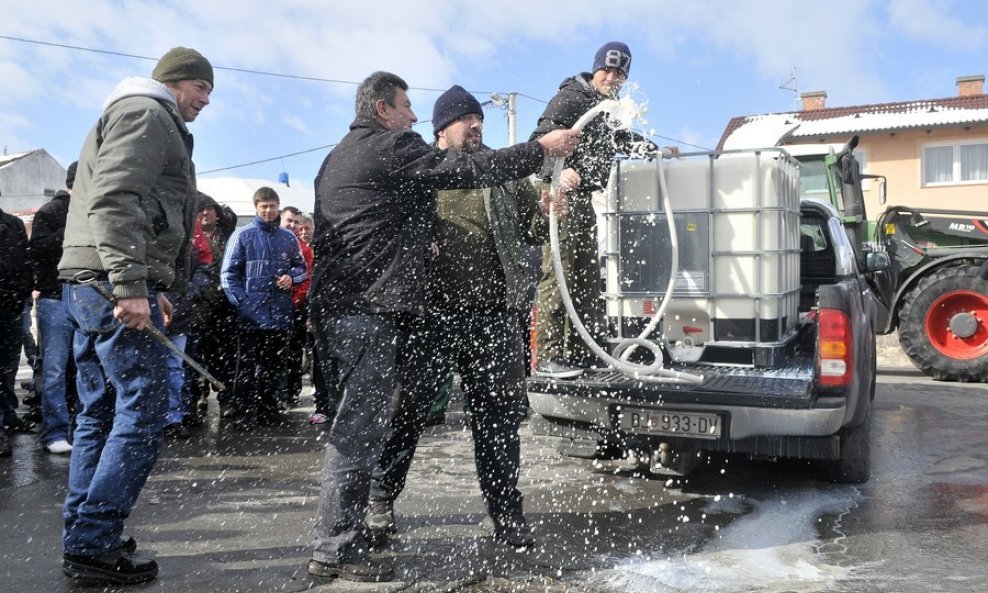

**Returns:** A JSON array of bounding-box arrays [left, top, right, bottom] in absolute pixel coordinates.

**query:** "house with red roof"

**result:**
[[717, 75, 988, 216]]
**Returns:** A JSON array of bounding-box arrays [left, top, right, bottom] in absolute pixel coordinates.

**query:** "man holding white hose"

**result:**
[[364, 85, 574, 550], [306, 72, 580, 582], [531, 41, 658, 378]]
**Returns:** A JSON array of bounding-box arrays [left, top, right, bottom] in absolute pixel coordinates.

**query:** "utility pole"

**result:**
[[489, 92, 518, 145], [507, 92, 517, 145]]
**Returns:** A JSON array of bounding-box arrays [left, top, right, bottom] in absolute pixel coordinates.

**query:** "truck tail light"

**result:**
[[818, 308, 853, 387]]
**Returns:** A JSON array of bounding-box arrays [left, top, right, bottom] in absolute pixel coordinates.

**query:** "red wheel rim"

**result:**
[[924, 290, 988, 359]]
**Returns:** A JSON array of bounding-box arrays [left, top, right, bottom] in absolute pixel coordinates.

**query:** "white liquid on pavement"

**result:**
[[607, 487, 863, 593]]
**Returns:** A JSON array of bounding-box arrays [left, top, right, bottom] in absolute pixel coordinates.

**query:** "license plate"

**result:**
[[618, 407, 723, 439]]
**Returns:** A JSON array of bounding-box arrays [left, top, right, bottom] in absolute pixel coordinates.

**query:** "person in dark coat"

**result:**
[[162, 196, 218, 438], [530, 41, 662, 378], [364, 85, 573, 550], [186, 196, 238, 417], [0, 199, 33, 456], [305, 70, 580, 583]]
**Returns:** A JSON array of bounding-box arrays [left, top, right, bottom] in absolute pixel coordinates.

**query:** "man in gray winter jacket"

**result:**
[[57, 46, 213, 586]]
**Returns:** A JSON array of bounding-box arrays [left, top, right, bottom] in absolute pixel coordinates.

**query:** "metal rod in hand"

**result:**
[[74, 272, 226, 392]]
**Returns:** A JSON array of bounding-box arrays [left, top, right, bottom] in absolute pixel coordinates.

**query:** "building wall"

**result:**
[[0, 150, 68, 215], [829, 124, 988, 216]]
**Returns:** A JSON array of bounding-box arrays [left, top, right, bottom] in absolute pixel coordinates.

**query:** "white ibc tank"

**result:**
[[603, 150, 801, 345]]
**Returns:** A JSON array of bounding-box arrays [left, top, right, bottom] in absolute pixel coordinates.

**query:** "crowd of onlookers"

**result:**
[[0, 173, 331, 457]]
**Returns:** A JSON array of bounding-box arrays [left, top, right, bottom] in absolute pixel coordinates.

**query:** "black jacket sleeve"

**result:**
[[28, 200, 64, 288], [0, 212, 32, 308], [392, 131, 546, 193]]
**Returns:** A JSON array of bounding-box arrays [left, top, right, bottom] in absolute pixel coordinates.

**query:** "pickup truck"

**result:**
[[528, 151, 881, 483]]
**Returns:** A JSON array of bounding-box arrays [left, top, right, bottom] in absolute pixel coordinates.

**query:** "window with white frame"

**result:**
[[923, 140, 988, 185]]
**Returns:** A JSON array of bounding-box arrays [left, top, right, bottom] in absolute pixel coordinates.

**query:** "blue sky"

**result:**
[[2, 0, 986, 192]]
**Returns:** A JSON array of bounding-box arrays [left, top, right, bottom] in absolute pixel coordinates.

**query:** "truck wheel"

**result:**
[[818, 349, 874, 484], [818, 412, 871, 483], [898, 265, 988, 382]]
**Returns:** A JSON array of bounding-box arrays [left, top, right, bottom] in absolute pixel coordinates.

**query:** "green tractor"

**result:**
[[818, 136, 988, 381]]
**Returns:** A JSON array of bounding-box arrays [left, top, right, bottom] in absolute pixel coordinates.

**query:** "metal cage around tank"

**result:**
[[601, 148, 802, 363]]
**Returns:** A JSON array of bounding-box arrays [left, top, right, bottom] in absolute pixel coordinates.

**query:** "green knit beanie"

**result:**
[[152, 47, 214, 87]]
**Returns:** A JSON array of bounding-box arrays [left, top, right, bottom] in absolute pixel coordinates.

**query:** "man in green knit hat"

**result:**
[[58, 46, 213, 586]]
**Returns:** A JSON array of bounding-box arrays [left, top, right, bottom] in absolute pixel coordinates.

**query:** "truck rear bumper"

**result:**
[[527, 390, 847, 440]]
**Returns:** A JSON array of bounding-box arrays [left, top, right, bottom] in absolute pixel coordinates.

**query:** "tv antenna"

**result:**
[[779, 67, 799, 110]]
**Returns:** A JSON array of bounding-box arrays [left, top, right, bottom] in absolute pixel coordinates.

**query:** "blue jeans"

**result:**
[[37, 297, 74, 445], [62, 281, 169, 556], [311, 312, 408, 563], [165, 333, 188, 426]]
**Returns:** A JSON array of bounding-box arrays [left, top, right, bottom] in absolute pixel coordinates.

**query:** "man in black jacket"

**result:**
[[306, 71, 579, 583], [365, 85, 567, 550], [0, 197, 33, 457], [530, 41, 653, 379], [30, 162, 77, 455]]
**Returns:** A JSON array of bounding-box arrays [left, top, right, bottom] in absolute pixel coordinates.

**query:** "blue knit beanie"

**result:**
[[432, 85, 484, 135], [592, 41, 632, 76]]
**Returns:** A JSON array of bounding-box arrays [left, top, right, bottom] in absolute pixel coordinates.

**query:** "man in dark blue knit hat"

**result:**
[[363, 84, 573, 550], [530, 41, 662, 379]]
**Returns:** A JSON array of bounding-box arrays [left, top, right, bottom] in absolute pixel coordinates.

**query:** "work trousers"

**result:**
[[535, 192, 603, 364], [369, 306, 527, 523], [311, 312, 408, 562]]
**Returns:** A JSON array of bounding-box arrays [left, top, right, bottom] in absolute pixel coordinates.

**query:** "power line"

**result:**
[[651, 133, 711, 151], [0, 34, 504, 94], [2, 34, 708, 168], [515, 92, 548, 105], [198, 143, 336, 175]]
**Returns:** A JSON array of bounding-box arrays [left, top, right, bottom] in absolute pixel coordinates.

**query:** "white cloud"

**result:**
[[2, 0, 984, 173], [282, 114, 309, 135], [887, 0, 988, 51]]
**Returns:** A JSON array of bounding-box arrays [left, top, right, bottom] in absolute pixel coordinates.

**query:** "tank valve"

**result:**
[[658, 442, 673, 467]]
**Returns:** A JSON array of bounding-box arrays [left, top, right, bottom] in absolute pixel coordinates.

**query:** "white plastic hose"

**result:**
[[548, 99, 703, 384]]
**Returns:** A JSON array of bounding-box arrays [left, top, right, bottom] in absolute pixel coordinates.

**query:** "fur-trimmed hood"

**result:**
[[102, 77, 177, 112]]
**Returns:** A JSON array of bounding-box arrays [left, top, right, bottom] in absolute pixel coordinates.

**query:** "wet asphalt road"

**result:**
[[1, 361, 986, 593]]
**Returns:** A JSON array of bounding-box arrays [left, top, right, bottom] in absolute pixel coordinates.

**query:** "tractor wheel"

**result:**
[[898, 265, 988, 381]]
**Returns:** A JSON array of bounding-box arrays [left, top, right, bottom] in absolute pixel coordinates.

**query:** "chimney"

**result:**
[[801, 90, 827, 111], [957, 75, 985, 97]]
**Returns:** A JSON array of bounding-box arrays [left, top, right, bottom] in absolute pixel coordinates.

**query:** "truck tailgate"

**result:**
[[527, 354, 818, 409]]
